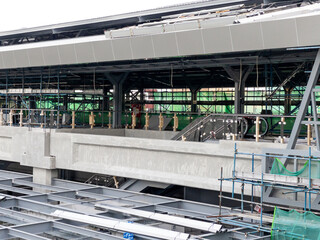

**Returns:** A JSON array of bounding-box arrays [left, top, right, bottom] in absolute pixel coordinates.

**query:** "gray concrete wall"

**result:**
[[124, 129, 178, 140], [0, 126, 310, 195], [55, 128, 178, 140]]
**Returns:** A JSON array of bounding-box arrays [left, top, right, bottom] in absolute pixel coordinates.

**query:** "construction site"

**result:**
[[0, 0, 320, 239]]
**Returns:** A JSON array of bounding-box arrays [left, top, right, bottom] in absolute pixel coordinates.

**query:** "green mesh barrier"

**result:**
[[271, 207, 320, 240], [270, 157, 320, 178], [270, 158, 309, 177]]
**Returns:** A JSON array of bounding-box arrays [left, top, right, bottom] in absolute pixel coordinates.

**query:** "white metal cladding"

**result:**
[[1, 4, 320, 69]]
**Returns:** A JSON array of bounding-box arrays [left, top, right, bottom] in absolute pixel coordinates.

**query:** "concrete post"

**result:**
[[33, 167, 58, 188]]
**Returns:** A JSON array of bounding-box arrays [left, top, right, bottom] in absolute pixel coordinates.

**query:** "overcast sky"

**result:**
[[0, 0, 195, 32]]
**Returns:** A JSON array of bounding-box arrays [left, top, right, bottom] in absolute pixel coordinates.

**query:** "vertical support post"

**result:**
[[307, 117, 312, 146], [251, 153, 255, 213], [108, 111, 112, 129], [56, 111, 60, 129], [0, 109, 3, 126], [132, 113, 136, 129], [241, 183, 244, 213], [294, 157, 298, 201], [280, 117, 286, 144], [49, 111, 54, 128], [191, 89, 198, 113], [219, 167, 223, 218], [232, 116, 237, 140], [106, 73, 128, 129], [144, 112, 149, 130], [234, 81, 240, 115], [311, 92, 320, 151], [40, 110, 44, 128], [5, 71, 8, 112], [284, 87, 293, 115], [89, 111, 95, 129], [255, 116, 260, 142], [159, 113, 164, 131], [125, 111, 128, 129], [9, 109, 13, 127], [309, 147, 312, 210], [40, 70, 43, 109], [19, 110, 23, 127], [72, 111, 75, 129], [173, 113, 178, 132], [260, 172, 264, 230], [232, 143, 237, 198]]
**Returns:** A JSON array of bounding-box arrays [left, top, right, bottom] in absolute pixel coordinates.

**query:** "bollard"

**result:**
[[145, 112, 149, 130], [108, 112, 112, 129], [9, 109, 13, 127], [72, 111, 76, 129], [40, 110, 44, 128], [173, 113, 178, 132], [255, 116, 260, 142], [159, 113, 164, 131], [19, 110, 23, 127], [132, 113, 136, 129], [307, 117, 312, 146], [89, 112, 95, 129]]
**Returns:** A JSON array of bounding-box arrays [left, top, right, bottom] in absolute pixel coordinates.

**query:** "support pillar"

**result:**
[[33, 167, 58, 187], [102, 89, 110, 111], [29, 96, 36, 110], [106, 73, 128, 128], [63, 95, 69, 111], [223, 65, 254, 114], [284, 87, 293, 115], [234, 81, 240, 114], [191, 89, 199, 113]]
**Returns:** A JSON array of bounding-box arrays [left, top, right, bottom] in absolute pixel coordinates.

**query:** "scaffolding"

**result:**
[[219, 143, 320, 239]]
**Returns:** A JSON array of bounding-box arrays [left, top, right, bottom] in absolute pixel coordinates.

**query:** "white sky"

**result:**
[[0, 0, 195, 32]]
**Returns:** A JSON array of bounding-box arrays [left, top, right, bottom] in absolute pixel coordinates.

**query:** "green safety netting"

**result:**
[[271, 207, 320, 240], [270, 157, 320, 179]]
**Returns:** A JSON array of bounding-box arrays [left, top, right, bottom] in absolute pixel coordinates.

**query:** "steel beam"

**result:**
[[287, 49, 320, 150]]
